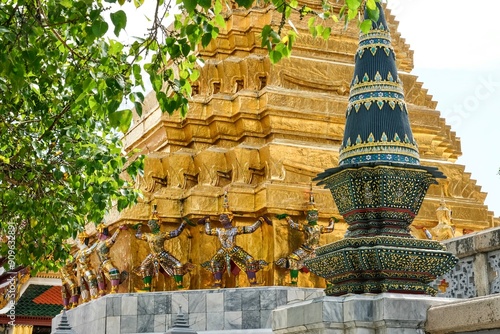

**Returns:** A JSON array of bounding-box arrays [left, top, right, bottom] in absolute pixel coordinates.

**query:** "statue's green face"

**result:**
[[307, 210, 318, 225], [148, 219, 160, 232]]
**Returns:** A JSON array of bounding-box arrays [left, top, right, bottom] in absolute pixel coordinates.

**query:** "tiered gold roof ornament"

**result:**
[[306, 3, 458, 296]]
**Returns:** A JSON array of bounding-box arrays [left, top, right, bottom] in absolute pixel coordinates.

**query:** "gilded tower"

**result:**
[[100, 2, 497, 292]]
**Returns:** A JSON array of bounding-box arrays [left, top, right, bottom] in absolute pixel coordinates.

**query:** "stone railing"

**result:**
[[432, 226, 500, 298]]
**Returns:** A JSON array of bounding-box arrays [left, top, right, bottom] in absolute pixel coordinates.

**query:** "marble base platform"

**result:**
[[51, 287, 324, 333], [272, 293, 456, 334]]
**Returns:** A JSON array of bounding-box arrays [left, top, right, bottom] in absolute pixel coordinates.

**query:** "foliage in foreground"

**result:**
[[0, 0, 378, 272]]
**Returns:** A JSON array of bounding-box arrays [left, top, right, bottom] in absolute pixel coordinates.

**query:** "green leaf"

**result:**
[[270, 31, 281, 43], [201, 33, 212, 47], [261, 25, 272, 48], [214, 0, 223, 15], [60, 0, 73, 8], [198, 0, 210, 9], [181, 42, 191, 56], [134, 102, 143, 117], [182, 0, 197, 13], [110, 10, 127, 37], [89, 95, 98, 110], [234, 0, 254, 8], [367, 6, 380, 22], [190, 69, 200, 81], [109, 109, 133, 133], [91, 20, 109, 38], [366, 0, 377, 10], [321, 26, 331, 40], [308, 17, 316, 35], [346, 0, 361, 11], [269, 50, 282, 64], [360, 19, 372, 33], [347, 8, 358, 20], [339, 4, 347, 18], [214, 13, 225, 28]]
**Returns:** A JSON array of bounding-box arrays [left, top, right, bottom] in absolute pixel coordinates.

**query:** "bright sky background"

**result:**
[[116, 0, 500, 216], [387, 0, 500, 216]]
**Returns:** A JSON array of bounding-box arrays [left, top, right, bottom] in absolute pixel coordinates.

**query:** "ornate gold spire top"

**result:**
[[220, 189, 234, 221], [222, 189, 230, 213], [307, 184, 317, 212]]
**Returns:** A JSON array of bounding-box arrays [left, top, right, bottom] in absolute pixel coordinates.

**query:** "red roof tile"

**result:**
[[33, 285, 63, 305]]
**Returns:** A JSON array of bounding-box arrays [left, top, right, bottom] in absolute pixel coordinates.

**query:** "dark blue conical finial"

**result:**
[[338, 2, 420, 167]]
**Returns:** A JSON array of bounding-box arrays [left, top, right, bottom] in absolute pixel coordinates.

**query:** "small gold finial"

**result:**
[[221, 189, 234, 220], [306, 184, 317, 212]]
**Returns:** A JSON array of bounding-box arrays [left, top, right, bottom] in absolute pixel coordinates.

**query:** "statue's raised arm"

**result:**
[[239, 215, 272, 234], [321, 217, 337, 234], [168, 219, 187, 238], [277, 214, 303, 231]]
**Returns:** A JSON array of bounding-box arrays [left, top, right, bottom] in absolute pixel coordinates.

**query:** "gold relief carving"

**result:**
[[234, 78, 244, 93], [282, 160, 324, 182], [400, 75, 431, 107], [275, 58, 351, 95], [438, 164, 482, 200], [429, 199, 455, 241], [228, 145, 264, 184], [139, 155, 168, 193], [280, 70, 350, 95], [194, 148, 232, 186], [216, 170, 232, 187], [212, 81, 221, 95], [257, 74, 267, 90], [164, 152, 196, 188], [266, 159, 285, 181], [183, 172, 199, 189]]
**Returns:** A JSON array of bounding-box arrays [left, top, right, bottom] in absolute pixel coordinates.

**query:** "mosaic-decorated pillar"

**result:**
[[306, 3, 458, 296]]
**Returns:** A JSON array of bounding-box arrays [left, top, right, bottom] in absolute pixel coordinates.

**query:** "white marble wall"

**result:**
[[51, 287, 324, 333], [272, 293, 455, 334]]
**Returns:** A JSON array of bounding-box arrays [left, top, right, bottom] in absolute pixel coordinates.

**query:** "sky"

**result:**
[[386, 0, 500, 216], [116, 0, 500, 216]]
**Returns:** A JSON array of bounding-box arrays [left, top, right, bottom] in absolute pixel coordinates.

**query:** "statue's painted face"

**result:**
[[148, 219, 159, 231], [307, 210, 318, 224], [219, 214, 231, 227]]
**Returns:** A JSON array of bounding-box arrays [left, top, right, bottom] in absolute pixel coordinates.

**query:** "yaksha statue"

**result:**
[[74, 231, 102, 301], [198, 191, 272, 288], [430, 199, 455, 241], [59, 257, 79, 309], [134, 205, 193, 291], [275, 189, 336, 285], [95, 223, 128, 294]]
